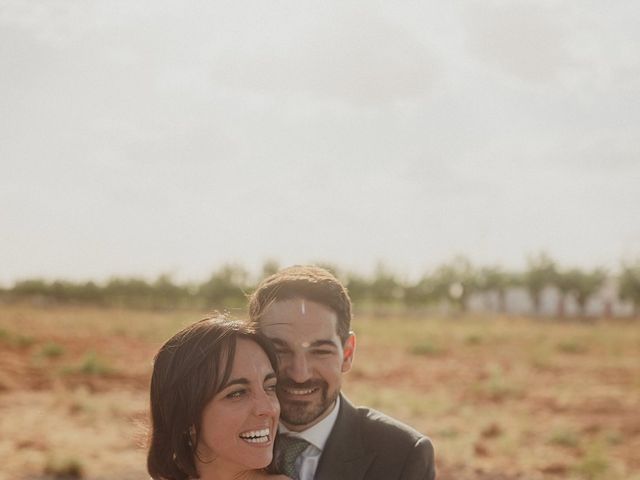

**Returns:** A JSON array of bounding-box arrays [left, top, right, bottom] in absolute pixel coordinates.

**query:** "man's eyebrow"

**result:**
[[308, 339, 338, 349], [268, 337, 339, 349]]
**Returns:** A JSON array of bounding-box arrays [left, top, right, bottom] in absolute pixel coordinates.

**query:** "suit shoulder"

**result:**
[[356, 405, 431, 447], [352, 405, 435, 479]]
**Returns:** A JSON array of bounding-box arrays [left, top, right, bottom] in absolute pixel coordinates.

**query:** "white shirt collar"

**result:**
[[279, 396, 340, 451]]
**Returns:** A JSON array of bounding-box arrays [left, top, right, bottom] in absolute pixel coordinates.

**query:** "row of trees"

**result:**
[[346, 254, 637, 317], [2, 255, 640, 316]]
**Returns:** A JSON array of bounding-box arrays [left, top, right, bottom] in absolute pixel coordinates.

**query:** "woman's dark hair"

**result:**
[[147, 314, 278, 480]]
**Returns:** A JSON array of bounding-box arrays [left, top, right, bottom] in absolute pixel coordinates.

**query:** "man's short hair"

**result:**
[[248, 265, 352, 344]]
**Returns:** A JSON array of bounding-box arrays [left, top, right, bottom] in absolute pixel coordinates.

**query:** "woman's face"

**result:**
[[196, 338, 280, 476]]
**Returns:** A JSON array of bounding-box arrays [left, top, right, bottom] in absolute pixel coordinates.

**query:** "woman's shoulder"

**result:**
[[263, 475, 291, 480]]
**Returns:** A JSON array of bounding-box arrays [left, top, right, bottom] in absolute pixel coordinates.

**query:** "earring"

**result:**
[[186, 426, 196, 448]]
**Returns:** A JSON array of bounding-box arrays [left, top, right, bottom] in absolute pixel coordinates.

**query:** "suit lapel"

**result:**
[[315, 395, 374, 480]]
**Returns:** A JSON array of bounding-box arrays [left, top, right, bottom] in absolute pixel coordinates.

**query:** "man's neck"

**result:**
[[281, 399, 337, 433], [280, 396, 341, 451]]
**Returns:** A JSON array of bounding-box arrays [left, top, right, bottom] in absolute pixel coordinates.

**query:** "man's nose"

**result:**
[[284, 352, 312, 383]]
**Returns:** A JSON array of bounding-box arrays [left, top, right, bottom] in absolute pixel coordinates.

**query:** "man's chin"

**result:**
[[281, 403, 322, 426], [280, 398, 336, 430]]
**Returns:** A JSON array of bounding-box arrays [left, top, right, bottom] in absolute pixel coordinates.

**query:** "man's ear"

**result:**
[[341, 332, 356, 373]]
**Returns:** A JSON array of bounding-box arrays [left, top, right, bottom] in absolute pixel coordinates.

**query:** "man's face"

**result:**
[[258, 297, 355, 432]]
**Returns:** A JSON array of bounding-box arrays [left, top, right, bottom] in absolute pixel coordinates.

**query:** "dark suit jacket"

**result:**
[[315, 395, 435, 480]]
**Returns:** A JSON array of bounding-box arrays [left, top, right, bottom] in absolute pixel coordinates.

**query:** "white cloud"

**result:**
[[463, 2, 576, 85], [208, 5, 440, 105], [1, 0, 639, 283]]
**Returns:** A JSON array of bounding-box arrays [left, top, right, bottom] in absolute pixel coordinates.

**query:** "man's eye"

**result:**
[[312, 349, 333, 356]]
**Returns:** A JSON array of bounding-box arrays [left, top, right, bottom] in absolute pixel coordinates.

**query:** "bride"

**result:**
[[147, 315, 290, 480]]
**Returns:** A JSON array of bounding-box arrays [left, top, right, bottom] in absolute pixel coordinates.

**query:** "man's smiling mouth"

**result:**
[[282, 386, 320, 396]]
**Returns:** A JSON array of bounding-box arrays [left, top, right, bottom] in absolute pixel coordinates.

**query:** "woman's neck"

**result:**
[[196, 463, 266, 480]]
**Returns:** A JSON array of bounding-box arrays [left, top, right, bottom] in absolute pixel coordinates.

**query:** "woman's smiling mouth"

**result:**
[[239, 428, 271, 444]]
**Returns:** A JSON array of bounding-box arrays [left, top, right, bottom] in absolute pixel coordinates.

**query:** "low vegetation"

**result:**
[[43, 456, 84, 479], [0, 305, 638, 480]]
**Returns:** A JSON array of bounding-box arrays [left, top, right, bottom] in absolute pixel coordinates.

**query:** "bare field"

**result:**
[[0, 305, 639, 480]]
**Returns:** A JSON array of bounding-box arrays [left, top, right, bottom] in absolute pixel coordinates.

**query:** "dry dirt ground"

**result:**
[[0, 305, 639, 480]]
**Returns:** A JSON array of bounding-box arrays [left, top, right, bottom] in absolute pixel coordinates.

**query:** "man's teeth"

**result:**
[[239, 428, 270, 443], [285, 387, 318, 395]]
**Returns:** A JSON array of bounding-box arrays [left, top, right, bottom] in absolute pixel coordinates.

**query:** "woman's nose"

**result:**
[[254, 391, 279, 417]]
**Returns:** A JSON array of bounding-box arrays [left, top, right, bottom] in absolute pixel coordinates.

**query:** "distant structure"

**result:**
[[467, 277, 634, 318]]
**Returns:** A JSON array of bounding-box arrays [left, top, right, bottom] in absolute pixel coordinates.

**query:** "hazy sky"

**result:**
[[2, 0, 639, 285]]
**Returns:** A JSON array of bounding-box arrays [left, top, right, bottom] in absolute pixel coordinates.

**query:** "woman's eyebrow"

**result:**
[[220, 377, 249, 390], [221, 371, 277, 390]]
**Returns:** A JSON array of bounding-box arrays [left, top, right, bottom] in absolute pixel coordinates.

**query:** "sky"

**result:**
[[1, 0, 640, 285]]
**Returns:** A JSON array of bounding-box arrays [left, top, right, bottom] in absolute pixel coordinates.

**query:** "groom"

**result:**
[[249, 265, 435, 480]]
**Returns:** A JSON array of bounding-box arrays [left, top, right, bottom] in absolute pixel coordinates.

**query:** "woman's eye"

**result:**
[[226, 389, 246, 399], [265, 382, 277, 393]]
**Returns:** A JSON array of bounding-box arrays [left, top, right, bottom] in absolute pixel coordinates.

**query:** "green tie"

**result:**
[[277, 435, 310, 479]]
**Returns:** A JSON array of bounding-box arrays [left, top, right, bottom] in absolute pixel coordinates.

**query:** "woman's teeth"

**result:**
[[239, 428, 270, 443]]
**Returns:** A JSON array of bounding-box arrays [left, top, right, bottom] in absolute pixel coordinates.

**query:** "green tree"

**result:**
[[369, 264, 403, 303], [404, 274, 438, 306], [344, 272, 371, 303], [619, 262, 640, 317], [12, 279, 49, 298], [199, 264, 249, 307], [74, 281, 104, 304], [431, 256, 477, 312], [568, 268, 606, 317], [152, 274, 189, 309], [552, 268, 575, 318], [104, 277, 153, 308], [524, 252, 556, 315], [477, 266, 512, 313], [260, 259, 280, 279]]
